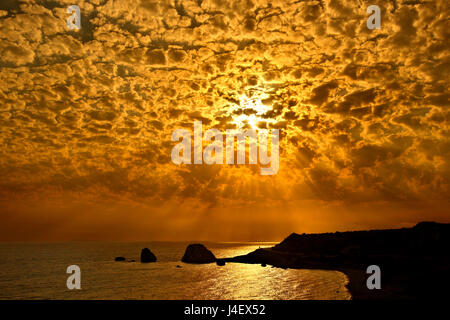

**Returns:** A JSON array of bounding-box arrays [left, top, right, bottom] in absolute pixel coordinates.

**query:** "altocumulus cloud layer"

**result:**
[[0, 0, 448, 240]]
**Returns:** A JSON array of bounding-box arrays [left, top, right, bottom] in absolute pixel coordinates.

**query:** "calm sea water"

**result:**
[[0, 242, 350, 300]]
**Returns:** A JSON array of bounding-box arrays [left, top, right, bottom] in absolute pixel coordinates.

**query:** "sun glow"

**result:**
[[231, 94, 276, 129]]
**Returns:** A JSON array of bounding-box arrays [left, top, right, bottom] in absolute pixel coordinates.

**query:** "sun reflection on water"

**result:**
[[0, 242, 351, 300]]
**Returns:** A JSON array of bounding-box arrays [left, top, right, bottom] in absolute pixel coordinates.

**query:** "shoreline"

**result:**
[[214, 222, 450, 299]]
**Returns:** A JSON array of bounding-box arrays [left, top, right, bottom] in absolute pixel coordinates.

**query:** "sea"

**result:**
[[0, 242, 351, 300]]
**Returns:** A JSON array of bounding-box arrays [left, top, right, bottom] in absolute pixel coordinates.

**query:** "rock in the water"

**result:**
[[181, 244, 216, 264], [216, 259, 226, 266], [115, 256, 126, 261], [140, 248, 157, 263]]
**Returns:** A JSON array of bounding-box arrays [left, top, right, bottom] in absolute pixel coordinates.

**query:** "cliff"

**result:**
[[217, 222, 450, 299]]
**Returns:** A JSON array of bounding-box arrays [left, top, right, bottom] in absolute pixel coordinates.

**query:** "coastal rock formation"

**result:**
[[114, 256, 126, 261], [216, 259, 226, 266], [181, 244, 216, 264], [140, 248, 157, 263], [221, 222, 450, 299], [272, 221, 450, 257]]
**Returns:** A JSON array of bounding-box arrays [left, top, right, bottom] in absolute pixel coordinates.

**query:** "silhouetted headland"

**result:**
[[217, 222, 450, 299]]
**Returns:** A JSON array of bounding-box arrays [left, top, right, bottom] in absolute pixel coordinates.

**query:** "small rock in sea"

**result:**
[[181, 244, 216, 264], [216, 259, 226, 266], [261, 263, 267, 267], [140, 248, 157, 263], [115, 257, 126, 261]]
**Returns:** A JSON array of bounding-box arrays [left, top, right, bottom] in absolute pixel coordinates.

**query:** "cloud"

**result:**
[[0, 0, 448, 239]]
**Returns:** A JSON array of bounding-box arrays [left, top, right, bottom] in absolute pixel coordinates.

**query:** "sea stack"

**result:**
[[216, 259, 226, 266], [140, 248, 157, 263], [181, 244, 216, 264]]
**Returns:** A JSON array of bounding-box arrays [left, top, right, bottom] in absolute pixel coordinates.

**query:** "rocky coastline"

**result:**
[[216, 222, 450, 299]]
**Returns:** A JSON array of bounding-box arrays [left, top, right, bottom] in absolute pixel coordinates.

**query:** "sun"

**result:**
[[231, 93, 276, 129]]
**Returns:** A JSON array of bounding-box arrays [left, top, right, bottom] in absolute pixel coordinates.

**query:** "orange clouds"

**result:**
[[0, 0, 448, 240]]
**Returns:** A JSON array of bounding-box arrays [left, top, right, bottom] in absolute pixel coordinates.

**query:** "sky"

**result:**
[[0, 0, 449, 241]]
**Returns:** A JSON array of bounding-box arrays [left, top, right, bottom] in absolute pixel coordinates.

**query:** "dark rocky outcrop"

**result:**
[[114, 256, 126, 261], [219, 222, 450, 299], [216, 259, 226, 266], [140, 248, 157, 263], [272, 221, 450, 257], [181, 244, 216, 264]]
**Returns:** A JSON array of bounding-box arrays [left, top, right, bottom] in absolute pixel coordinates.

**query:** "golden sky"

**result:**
[[0, 0, 449, 241]]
